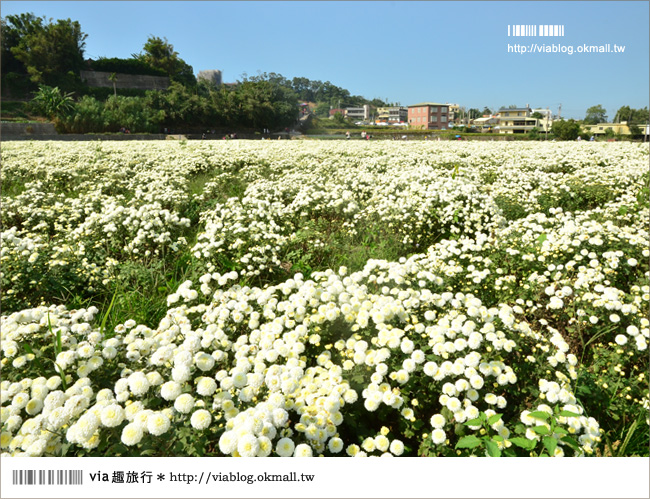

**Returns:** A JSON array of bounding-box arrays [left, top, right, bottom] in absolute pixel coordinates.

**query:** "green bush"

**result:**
[[90, 57, 166, 77]]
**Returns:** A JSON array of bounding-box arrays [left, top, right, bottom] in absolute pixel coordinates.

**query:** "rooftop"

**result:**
[[408, 102, 448, 108]]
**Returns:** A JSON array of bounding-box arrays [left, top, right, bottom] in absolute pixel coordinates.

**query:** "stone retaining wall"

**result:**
[[1, 122, 58, 136], [80, 70, 170, 90]]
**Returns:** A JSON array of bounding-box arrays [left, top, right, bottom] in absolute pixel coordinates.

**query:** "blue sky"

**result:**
[[2, 1, 648, 119]]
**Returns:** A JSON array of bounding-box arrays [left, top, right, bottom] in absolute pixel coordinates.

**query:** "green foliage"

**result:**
[[1, 12, 87, 93], [551, 119, 582, 141], [494, 194, 529, 220], [527, 126, 540, 140], [614, 105, 649, 126], [584, 104, 607, 125], [57, 94, 164, 133], [31, 85, 75, 120], [134, 36, 196, 87], [89, 56, 167, 77]]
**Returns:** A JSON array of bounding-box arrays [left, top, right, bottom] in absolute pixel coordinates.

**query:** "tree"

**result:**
[[614, 105, 649, 124], [481, 107, 492, 116], [314, 102, 331, 118], [236, 77, 299, 130], [584, 105, 607, 125], [135, 36, 196, 87], [2, 13, 87, 94], [527, 127, 540, 140], [333, 112, 347, 125], [552, 119, 582, 140]]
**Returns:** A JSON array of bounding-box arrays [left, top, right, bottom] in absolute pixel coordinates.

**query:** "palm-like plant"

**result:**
[[31, 85, 75, 120], [108, 72, 118, 97]]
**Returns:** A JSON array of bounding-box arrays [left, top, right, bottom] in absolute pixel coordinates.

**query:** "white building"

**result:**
[[345, 105, 370, 121]]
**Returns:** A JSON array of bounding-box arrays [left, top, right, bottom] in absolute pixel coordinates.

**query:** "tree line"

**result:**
[[1, 12, 385, 133]]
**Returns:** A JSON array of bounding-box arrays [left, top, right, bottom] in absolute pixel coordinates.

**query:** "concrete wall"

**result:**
[[1, 122, 58, 136], [80, 70, 170, 90]]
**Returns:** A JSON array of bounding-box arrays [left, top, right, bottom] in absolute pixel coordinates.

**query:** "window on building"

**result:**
[[430, 116, 437, 122], [441, 116, 447, 122]]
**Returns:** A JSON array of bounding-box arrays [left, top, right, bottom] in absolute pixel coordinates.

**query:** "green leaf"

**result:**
[[543, 436, 558, 456], [492, 434, 504, 442], [100, 287, 118, 338], [510, 437, 536, 450], [488, 413, 503, 425], [485, 440, 501, 457], [553, 427, 568, 436], [559, 410, 582, 418], [560, 436, 580, 451], [537, 233, 547, 245], [55, 329, 62, 355], [464, 417, 484, 427], [528, 411, 551, 421], [455, 435, 482, 449], [532, 425, 550, 435]]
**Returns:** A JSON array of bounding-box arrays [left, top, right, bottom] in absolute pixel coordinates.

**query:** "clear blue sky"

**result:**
[[2, 1, 648, 119]]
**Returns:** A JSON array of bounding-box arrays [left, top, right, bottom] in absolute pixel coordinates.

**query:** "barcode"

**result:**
[[12, 470, 83, 485], [508, 24, 565, 37]]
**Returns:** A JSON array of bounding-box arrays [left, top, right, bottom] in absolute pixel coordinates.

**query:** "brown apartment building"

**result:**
[[407, 102, 450, 129]]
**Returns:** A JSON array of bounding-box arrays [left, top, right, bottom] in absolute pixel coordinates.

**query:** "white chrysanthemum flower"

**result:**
[[218, 430, 238, 455], [160, 381, 182, 401], [328, 437, 344, 453], [430, 413, 446, 429], [469, 374, 484, 389], [25, 398, 44, 416], [232, 371, 248, 389], [484, 393, 498, 405], [190, 409, 212, 430], [195, 352, 215, 372], [100, 404, 125, 428], [147, 412, 171, 436], [174, 393, 195, 414], [196, 377, 217, 396], [127, 372, 150, 397], [374, 434, 390, 452], [293, 443, 313, 457], [121, 423, 144, 446], [237, 433, 259, 457], [431, 429, 446, 445], [12, 392, 29, 409], [276, 437, 295, 457], [389, 439, 404, 456], [615, 335, 628, 346]]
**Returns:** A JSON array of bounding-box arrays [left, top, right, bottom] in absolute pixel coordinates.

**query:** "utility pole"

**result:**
[[558, 103, 562, 120]]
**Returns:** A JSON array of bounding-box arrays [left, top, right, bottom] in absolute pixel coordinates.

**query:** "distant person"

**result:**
[[346, 131, 350, 139]]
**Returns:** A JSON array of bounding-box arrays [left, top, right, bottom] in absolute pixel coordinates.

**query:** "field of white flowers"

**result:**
[[1, 140, 648, 458]]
